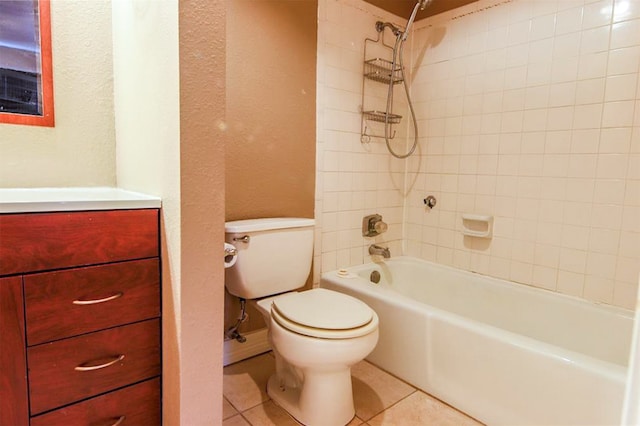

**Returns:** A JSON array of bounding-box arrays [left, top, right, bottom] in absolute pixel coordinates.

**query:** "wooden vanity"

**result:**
[[0, 189, 161, 426]]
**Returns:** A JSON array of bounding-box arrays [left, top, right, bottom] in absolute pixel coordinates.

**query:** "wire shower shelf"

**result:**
[[363, 58, 403, 85], [362, 110, 402, 124]]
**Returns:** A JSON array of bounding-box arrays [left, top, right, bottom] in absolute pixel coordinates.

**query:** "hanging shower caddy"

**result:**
[[361, 33, 404, 143]]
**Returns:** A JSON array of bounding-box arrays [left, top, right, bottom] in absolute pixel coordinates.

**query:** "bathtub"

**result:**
[[320, 257, 634, 426]]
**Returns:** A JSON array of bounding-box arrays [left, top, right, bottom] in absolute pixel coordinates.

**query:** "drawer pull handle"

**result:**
[[74, 354, 125, 372], [110, 416, 126, 426], [72, 292, 124, 305]]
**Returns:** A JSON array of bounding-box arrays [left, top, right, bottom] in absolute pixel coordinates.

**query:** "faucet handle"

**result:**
[[363, 214, 388, 237], [374, 220, 388, 234]]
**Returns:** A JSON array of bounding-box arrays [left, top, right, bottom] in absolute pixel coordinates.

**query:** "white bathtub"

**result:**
[[320, 257, 634, 426]]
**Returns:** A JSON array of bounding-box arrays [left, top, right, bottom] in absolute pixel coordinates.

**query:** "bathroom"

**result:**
[[0, 0, 638, 424], [226, 0, 639, 423]]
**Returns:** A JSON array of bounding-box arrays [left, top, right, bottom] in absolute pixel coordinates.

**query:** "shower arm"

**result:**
[[375, 21, 402, 38]]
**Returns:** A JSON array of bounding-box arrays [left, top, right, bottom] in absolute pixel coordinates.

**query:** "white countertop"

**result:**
[[0, 187, 161, 213]]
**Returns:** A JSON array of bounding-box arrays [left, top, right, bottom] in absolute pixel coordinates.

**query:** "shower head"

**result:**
[[419, 0, 433, 10], [401, 0, 430, 41]]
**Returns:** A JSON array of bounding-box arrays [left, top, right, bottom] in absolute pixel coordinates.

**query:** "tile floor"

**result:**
[[223, 352, 482, 425]]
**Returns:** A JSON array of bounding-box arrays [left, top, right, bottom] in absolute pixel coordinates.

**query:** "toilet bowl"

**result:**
[[225, 218, 379, 425], [255, 289, 379, 426]]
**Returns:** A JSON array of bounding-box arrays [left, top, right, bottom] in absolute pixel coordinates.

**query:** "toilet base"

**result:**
[[267, 372, 355, 426]]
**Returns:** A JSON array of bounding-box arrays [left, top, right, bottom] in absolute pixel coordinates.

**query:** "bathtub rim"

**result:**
[[320, 256, 632, 375], [325, 256, 634, 320]]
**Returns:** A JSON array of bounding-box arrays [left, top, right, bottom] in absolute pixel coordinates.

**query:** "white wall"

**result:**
[[315, 0, 409, 282], [0, 0, 116, 188], [316, 0, 639, 309], [113, 1, 180, 197]]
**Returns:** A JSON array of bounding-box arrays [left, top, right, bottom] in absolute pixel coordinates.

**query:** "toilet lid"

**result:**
[[271, 289, 378, 339]]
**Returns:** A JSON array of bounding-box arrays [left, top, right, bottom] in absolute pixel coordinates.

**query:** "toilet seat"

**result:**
[[271, 288, 378, 339]]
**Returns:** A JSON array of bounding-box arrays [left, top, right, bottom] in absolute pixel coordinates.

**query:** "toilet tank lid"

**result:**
[[225, 217, 315, 233]]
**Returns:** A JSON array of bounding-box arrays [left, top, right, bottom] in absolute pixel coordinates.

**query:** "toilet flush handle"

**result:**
[[233, 235, 250, 243]]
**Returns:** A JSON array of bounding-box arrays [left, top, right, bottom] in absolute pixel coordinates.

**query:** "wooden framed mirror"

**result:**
[[0, 0, 54, 127]]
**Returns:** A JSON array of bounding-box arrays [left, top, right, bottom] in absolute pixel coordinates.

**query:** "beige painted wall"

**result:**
[[0, 0, 116, 188], [224, 0, 318, 335], [225, 0, 317, 221], [176, 0, 226, 424]]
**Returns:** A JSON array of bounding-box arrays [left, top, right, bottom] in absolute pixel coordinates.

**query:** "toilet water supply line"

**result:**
[[225, 298, 248, 343]]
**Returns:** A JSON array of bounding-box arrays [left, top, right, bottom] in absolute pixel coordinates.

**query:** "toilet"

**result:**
[[225, 218, 379, 426]]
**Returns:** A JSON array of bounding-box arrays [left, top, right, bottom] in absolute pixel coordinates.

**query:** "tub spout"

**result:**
[[369, 244, 391, 258]]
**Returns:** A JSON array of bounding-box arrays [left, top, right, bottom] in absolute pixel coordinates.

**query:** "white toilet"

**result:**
[[225, 218, 379, 426]]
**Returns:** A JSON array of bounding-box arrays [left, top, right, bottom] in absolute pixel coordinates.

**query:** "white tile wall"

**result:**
[[317, 0, 639, 309], [315, 0, 408, 283]]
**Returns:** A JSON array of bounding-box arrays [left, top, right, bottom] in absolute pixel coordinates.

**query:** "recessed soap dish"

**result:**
[[461, 214, 493, 238]]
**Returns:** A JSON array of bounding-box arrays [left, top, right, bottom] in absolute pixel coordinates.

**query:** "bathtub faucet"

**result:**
[[369, 244, 391, 258]]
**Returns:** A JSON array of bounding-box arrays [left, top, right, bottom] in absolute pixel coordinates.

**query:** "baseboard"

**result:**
[[223, 328, 271, 366]]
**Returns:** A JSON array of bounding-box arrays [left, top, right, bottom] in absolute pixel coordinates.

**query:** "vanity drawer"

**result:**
[[0, 209, 158, 276], [30, 378, 161, 426], [25, 259, 160, 345], [28, 319, 161, 415]]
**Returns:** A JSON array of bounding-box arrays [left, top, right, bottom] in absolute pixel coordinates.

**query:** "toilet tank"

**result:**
[[225, 218, 315, 299]]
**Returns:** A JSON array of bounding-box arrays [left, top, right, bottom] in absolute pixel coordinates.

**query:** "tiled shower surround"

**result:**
[[316, 0, 639, 309]]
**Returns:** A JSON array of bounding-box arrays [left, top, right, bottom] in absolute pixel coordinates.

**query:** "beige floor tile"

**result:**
[[367, 391, 482, 426], [222, 414, 251, 426], [242, 400, 301, 426], [351, 360, 416, 421], [223, 353, 275, 411], [223, 397, 238, 420]]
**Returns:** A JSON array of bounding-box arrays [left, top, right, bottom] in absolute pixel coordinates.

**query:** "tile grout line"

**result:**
[[360, 388, 419, 423], [225, 395, 272, 419]]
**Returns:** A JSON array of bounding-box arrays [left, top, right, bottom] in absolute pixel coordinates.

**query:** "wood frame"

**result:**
[[0, 0, 54, 127]]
